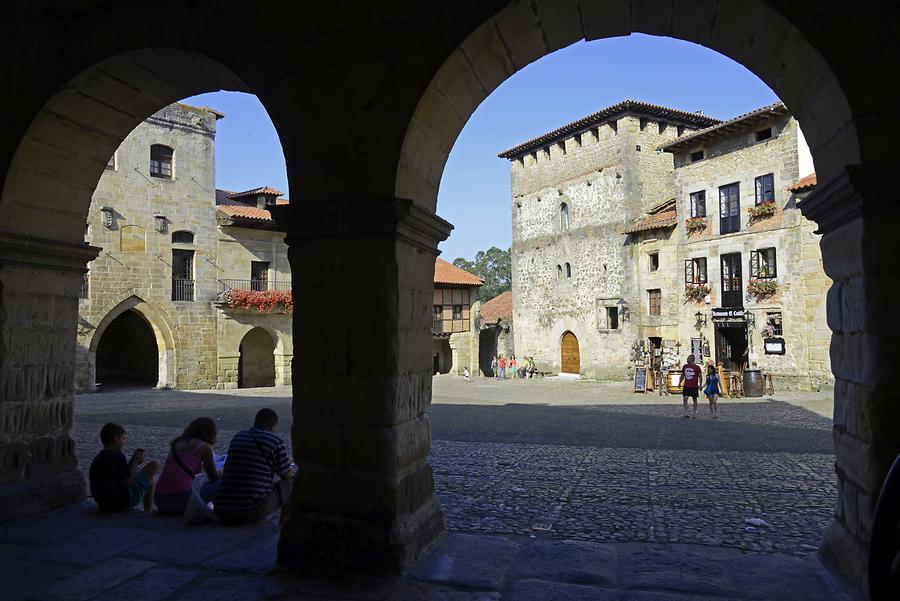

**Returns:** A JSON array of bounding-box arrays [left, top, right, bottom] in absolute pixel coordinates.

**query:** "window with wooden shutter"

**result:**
[[752, 248, 777, 278], [755, 173, 775, 205], [685, 258, 708, 284], [689, 191, 706, 218], [648, 289, 662, 316], [719, 183, 740, 234]]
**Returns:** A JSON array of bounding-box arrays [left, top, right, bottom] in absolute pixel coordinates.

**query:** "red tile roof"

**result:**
[[228, 186, 285, 200], [217, 204, 277, 221], [434, 258, 483, 287], [498, 100, 721, 159], [480, 290, 512, 324], [788, 172, 817, 192], [622, 201, 678, 234]]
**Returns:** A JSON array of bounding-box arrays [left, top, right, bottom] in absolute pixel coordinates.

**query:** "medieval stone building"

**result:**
[[431, 258, 482, 375], [76, 103, 293, 392], [501, 101, 719, 379], [502, 100, 830, 390]]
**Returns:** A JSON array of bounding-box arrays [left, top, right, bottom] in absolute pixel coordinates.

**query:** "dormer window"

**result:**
[[150, 144, 173, 178], [690, 150, 704, 163]]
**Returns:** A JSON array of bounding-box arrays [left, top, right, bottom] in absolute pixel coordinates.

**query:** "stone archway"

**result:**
[[95, 310, 158, 388], [87, 295, 176, 390], [238, 327, 276, 388], [0, 3, 894, 595]]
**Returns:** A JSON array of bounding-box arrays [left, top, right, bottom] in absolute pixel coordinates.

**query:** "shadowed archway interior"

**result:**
[[95, 310, 158, 387]]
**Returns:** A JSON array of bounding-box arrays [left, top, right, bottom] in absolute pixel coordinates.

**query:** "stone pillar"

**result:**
[[217, 353, 239, 390], [274, 351, 292, 386], [272, 199, 452, 574], [0, 232, 100, 521], [800, 166, 900, 596]]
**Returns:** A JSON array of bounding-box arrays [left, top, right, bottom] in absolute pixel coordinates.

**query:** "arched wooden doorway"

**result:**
[[560, 331, 580, 375], [238, 327, 276, 388]]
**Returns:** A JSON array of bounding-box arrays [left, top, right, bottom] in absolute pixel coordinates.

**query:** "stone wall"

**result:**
[[76, 104, 220, 391], [511, 114, 696, 378]]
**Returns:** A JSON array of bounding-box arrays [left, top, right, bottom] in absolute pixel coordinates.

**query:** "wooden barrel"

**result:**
[[743, 369, 764, 397], [666, 370, 682, 394]]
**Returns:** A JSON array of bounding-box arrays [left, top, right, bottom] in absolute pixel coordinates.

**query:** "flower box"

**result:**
[[748, 278, 778, 298], [224, 289, 293, 313], [685, 217, 707, 233], [747, 200, 776, 220], [684, 283, 710, 303]]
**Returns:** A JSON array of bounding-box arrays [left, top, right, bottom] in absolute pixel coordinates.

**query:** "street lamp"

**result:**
[[694, 310, 707, 329]]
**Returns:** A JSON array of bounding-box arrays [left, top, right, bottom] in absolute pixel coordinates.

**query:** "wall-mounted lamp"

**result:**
[[746, 311, 756, 328], [100, 206, 114, 229], [617, 298, 631, 322], [154, 213, 166, 233], [694, 310, 707, 329]]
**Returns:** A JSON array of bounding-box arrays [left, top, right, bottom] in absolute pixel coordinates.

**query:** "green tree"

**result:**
[[453, 247, 511, 301]]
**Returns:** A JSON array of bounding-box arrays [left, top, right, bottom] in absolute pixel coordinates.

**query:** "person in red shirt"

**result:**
[[678, 354, 702, 418], [498, 355, 507, 380]]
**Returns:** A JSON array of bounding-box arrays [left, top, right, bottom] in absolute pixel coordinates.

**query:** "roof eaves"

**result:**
[[659, 102, 788, 153]]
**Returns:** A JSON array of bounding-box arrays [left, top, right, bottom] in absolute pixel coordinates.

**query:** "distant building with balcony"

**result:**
[[76, 103, 293, 391], [432, 259, 482, 375]]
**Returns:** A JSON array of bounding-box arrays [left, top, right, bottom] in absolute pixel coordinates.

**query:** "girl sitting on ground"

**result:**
[[154, 417, 221, 515]]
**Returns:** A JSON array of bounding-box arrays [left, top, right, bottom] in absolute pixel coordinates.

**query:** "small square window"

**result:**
[[635, 144, 642, 152], [433, 305, 442, 320], [690, 150, 704, 162], [452, 305, 463, 320], [756, 128, 772, 142], [606, 306, 619, 330], [649, 252, 659, 272], [689, 191, 706, 218]]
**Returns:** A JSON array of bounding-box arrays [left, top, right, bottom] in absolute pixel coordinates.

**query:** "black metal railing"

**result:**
[[218, 279, 291, 293], [172, 278, 195, 301]]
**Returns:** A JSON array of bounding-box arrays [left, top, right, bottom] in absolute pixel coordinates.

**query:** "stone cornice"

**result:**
[[799, 165, 900, 234], [0, 231, 100, 273], [271, 199, 453, 255]]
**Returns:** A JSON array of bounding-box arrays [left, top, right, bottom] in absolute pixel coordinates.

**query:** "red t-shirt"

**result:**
[[681, 364, 701, 389], [499, 357, 507, 368]]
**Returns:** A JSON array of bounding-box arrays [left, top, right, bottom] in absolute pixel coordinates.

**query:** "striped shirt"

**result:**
[[214, 428, 291, 513]]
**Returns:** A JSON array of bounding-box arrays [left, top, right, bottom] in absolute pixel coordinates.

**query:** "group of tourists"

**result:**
[[488, 354, 538, 379], [677, 354, 723, 418], [88, 408, 293, 523]]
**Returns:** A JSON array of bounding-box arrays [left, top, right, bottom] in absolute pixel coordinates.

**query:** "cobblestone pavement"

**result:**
[[70, 377, 837, 558]]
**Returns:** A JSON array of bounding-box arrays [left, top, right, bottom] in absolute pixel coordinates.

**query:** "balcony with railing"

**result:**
[[216, 279, 291, 298], [215, 279, 293, 313], [172, 278, 195, 302]]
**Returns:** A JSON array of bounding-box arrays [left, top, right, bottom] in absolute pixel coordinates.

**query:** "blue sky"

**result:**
[[184, 34, 778, 261]]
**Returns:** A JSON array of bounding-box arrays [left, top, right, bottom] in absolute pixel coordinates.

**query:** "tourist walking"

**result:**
[[89, 423, 160, 512], [704, 362, 723, 418], [498, 354, 507, 379], [677, 354, 702, 418], [154, 417, 221, 515], [463, 366, 471, 382], [214, 408, 293, 524], [509, 355, 517, 378], [491, 355, 499, 379]]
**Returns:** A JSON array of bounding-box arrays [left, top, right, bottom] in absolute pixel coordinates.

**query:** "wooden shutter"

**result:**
[[767, 248, 777, 277], [698, 258, 708, 283], [750, 251, 760, 278], [685, 259, 694, 284]]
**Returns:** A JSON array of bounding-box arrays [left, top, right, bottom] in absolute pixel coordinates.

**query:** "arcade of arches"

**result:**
[[0, 1, 896, 596]]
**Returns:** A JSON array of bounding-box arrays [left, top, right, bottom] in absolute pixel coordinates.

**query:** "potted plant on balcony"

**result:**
[[684, 283, 710, 303], [747, 199, 777, 220], [685, 216, 707, 233], [747, 278, 778, 299], [224, 289, 293, 313]]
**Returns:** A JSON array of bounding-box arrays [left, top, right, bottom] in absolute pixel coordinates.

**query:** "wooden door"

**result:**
[[560, 331, 580, 374], [720, 252, 743, 308]]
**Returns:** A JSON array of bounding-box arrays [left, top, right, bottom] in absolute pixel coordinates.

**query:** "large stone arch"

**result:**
[[396, 1, 860, 209], [88, 295, 177, 390]]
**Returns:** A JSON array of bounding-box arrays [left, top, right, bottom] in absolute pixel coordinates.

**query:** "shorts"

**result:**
[[682, 387, 699, 399], [127, 471, 152, 508]]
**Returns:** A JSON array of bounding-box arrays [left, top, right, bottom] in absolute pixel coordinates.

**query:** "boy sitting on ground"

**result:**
[[89, 422, 160, 512]]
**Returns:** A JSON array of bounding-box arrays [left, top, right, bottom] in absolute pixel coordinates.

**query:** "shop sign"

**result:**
[[712, 308, 746, 320], [764, 337, 786, 355]]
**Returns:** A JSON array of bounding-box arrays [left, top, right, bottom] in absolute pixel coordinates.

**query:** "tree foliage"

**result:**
[[453, 247, 511, 301]]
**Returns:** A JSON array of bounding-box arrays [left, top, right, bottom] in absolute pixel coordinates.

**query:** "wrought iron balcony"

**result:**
[[172, 278, 195, 301], [215, 279, 292, 303]]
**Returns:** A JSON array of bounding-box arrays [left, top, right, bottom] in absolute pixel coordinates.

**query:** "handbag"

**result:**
[[183, 472, 216, 524]]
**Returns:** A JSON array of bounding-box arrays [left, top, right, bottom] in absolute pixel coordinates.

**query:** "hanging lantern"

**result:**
[[154, 213, 166, 233]]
